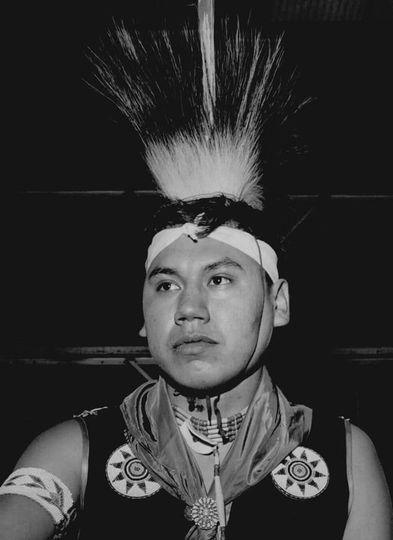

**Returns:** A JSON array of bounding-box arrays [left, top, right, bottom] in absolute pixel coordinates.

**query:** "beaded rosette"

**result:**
[[271, 446, 329, 499]]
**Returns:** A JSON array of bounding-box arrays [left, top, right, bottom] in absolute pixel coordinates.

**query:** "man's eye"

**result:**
[[209, 276, 231, 286], [156, 281, 179, 292]]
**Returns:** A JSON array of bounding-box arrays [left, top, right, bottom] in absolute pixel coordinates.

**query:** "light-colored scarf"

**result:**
[[121, 367, 312, 539]]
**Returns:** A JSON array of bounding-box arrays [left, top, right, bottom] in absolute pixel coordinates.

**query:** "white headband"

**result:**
[[145, 224, 279, 282]]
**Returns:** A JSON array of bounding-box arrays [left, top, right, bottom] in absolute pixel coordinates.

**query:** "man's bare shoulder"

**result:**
[[13, 418, 84, 496], [0, 419, 84, 540], [343, 423, 392, 540]]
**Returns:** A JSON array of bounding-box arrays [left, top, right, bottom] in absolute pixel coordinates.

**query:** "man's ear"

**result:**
[[139, 324, 147, 338], [272, 279, 290, 327]]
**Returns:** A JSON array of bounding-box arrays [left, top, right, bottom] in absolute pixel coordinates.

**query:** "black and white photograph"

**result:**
[[1, 1, 392, 538]]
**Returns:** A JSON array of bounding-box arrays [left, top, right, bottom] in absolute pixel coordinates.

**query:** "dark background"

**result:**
[[1, 0, 392, 493]]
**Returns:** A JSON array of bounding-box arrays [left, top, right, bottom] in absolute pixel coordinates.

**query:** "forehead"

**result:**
[[147, 234, 262, 276]]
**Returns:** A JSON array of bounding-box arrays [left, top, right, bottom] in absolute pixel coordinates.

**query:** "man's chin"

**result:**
[[162, 369, 242, 397]]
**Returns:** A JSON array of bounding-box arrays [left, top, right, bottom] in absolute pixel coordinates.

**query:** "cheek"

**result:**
[[220, 293, 263, 342], [146, 310, 166, 338], [143, 300, 166, 344], [241, 290, 264, 325]]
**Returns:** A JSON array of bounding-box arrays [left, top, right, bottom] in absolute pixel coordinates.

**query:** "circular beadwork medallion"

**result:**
[[271, 446, 329, 499], [191, 497, 219, 529], [106, 444, 161, 498]]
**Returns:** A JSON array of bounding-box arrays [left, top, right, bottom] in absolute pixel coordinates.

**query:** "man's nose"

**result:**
[[174, 286, 210, 325]]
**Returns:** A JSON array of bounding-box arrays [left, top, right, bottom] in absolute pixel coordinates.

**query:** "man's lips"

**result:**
[[172, 334, 218, 349]]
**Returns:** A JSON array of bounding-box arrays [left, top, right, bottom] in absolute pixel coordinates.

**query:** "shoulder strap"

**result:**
[[74, 416, 90, 512], [72, 406, 109, 511], [343, 417, 353, 512]]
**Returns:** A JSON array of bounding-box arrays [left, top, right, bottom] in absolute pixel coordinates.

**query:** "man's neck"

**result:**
[[168, 368, 263, 420]]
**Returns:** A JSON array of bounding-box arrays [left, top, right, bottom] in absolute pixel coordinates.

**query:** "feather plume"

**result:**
[[145, 128, 262, 208], [198, 0, 216, 129], [87, 6, 308, 211]]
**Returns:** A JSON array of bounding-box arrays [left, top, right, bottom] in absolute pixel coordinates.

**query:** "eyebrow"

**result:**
[[147, 257, 244, 280], [148, 266, 178, 280], [204, 257, 244, 273]]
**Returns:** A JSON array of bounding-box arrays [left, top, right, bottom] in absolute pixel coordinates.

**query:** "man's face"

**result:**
[[142, 234, 276, 391]]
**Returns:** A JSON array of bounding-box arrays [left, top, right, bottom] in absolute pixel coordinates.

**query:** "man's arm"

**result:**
[[343, 424, 392, 540], [0, 419, 84, 540]]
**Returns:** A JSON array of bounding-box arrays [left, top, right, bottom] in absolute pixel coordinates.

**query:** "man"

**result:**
[[1, 196, 392, 539], [1, 2, 392, 538]]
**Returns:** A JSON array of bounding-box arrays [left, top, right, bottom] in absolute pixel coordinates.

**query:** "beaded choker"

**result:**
[[173, 405, 247, 446]]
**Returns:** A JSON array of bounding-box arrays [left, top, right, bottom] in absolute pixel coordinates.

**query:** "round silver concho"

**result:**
[[190, 497, 219, 530], [106, 444, 161, 499], [271, 446, 329, 499]]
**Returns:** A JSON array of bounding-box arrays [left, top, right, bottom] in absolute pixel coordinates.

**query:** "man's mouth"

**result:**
[[172, 334, 218, 354]]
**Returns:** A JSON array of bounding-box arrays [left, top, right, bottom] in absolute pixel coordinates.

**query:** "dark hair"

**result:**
[[145, 195, 282, 256]]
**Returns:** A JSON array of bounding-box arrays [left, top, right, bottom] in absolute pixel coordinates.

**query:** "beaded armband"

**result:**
[[0, 467, 76, 538]]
